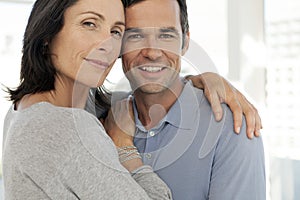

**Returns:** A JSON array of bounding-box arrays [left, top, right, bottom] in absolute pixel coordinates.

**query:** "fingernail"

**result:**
[[249, 131, 254, 139], [216, 112, 222, 121], [236, 127, 240, 133], [255, 130, 260, 137]]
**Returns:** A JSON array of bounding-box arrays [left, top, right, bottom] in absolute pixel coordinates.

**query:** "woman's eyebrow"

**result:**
[[80, 11, 105, 20], [115, 21, 126, 27]]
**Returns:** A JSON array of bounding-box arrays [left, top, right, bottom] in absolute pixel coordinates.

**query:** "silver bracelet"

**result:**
[[117, 146, 142, 163], [118, 149, 138, 157], [119, 153, 142, 163], [117, 146, 137, 151], [118, 149, 137, 155]]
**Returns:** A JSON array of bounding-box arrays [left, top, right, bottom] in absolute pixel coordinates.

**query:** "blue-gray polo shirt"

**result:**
[[133, 82, 266, 200]]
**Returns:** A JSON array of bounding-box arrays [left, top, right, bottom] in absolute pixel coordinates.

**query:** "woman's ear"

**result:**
[[181, 31, 190, 56]]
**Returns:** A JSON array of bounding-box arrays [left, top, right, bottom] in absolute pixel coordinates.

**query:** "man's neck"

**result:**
[[133, 78, 184, 130]]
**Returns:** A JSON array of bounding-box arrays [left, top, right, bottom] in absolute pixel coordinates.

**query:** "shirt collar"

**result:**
[[133, 81, 204, 131], [165, 81, 203, 129]]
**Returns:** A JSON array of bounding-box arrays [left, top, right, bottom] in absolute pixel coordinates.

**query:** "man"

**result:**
[[110, 0, 266, 199]]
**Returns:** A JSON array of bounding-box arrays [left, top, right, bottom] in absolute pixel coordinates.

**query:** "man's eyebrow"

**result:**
[[124, 27, 180, 36], [159, 27, 180, 36], [125, 28, 142, 32]]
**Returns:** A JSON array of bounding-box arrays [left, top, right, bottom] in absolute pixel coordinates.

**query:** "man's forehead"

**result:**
[[124, 0, 181, 28]]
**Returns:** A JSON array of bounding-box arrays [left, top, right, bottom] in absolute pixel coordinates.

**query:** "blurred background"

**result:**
[[0, 0, 299, 199]]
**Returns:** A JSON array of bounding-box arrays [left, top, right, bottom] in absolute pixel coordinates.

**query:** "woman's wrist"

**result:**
[[111, 137, 134, 148], [117, 145, 143, 172], [118, 146, 141, 163]]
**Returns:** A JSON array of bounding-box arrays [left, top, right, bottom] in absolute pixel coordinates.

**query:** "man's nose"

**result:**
[[140, 36, 163, 60], [141, 47, 163, 60]]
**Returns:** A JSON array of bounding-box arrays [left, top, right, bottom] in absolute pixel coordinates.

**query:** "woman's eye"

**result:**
[[111, 30, 123, 39], [83, 21, 96, 28]]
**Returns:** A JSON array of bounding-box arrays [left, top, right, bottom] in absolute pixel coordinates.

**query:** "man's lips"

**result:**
[[138, 65, 167, 73], [84, 58, 109, 69]]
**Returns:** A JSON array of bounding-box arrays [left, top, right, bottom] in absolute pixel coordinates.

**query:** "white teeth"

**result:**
[[141, 66, 163, 72]]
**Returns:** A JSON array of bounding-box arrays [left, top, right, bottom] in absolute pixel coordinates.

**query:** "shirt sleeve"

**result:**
[[68, 111, 173, 200], [12, 108, 172, 200], [131, 165, 173, 200], [208, 107, 266, 200]]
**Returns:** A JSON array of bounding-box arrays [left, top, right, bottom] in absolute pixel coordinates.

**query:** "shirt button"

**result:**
[[145, 153, 152, 159], [149, 131, 155, 137]]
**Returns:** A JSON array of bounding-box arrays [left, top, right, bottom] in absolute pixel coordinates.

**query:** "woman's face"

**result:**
[[50, 0, 125, 88]]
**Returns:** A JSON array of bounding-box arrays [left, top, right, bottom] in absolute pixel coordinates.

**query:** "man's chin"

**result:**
[[134, 83, 167, 94]]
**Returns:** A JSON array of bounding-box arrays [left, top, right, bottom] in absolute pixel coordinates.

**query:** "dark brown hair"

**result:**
[[6, 0, 78, 104], [122, 0, 189, 35]]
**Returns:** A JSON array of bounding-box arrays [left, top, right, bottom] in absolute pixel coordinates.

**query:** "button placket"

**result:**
[[149, 130, 155, 137], [145, 153, 152, 159]]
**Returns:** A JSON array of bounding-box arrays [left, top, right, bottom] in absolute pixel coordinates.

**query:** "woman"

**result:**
[[2, 0, 171, 199]]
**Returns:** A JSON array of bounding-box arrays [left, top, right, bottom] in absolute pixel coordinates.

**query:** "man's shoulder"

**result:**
[[216, 104, 264, 156]]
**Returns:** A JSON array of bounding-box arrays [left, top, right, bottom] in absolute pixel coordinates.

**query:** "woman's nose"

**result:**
[[97, 36, 114, 53]]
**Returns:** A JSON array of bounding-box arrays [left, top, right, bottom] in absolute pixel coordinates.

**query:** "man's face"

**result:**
[[121, 0, 189, 94]]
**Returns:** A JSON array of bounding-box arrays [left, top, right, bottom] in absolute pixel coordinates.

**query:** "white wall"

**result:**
[[0, 1, 33, 159]]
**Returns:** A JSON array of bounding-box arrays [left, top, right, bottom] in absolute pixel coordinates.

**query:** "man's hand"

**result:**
[[186, 72, 262, 139]]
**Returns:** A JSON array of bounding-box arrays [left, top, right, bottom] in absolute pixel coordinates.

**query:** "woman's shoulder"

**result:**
[[5, 101, 122, 172], [19, 102, 102, 130], [5, 102, 110, 154]]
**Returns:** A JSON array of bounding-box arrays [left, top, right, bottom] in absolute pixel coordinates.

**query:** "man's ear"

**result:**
[[181, 31, 190, 56]]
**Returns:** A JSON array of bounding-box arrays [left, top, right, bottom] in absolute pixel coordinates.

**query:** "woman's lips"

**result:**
[[84, 58, 109, 69]]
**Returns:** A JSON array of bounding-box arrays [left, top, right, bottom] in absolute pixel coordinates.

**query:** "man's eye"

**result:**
[[126, 34, 144, 41], [159, 34, 176, 39]]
